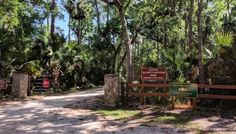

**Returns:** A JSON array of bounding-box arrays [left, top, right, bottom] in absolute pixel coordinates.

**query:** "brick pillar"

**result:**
[[104, 74, 121, 106], [12, 73, 29, 98]]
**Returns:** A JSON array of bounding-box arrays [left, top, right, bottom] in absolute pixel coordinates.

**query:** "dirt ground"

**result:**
[[0, 88, 235, 134]]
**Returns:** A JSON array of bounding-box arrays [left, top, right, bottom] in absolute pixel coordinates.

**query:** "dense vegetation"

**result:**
[[0, 0, 236, 90]]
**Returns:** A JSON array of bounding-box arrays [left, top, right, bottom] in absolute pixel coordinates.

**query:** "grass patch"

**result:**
[[154, 116, 186, 124], [145, 115, 202, 133], [98, 108, 141, 120]]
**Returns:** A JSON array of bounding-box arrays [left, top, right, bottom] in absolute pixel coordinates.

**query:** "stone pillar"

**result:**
[[12, 73, 29, 98], [104, 74, 121, 106]]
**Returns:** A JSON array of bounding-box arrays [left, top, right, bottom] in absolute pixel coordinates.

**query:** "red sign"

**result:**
[[43, 79, 49, 88], [0, 79, 7, 89], [141, 68, 167, 81]]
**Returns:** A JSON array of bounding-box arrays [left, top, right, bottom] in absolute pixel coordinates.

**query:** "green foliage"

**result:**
[[18, 60, 43, 76], [161, 46, 190, 82], [214, 32, 233, 47]]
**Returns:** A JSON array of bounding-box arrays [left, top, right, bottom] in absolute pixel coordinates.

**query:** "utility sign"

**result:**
[[169, 83, 198, 98]]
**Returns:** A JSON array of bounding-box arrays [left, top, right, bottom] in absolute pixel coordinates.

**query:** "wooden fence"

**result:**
[[128, 83, 236, 100]]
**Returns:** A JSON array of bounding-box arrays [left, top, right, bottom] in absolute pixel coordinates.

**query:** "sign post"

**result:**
[[169, 83, 198, 109], [140, 68, 167, 104]]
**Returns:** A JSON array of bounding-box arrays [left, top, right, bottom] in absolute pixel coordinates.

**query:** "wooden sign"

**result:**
[[141, 68, 167, 81], [0, 79, 7, 89], [169, 83, 198, 98]]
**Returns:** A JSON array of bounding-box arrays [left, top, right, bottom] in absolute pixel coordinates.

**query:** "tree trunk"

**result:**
[[188, 0, 194, 50], [68, 16, 71, 44], [197, 0, 204, 84], [77, 20, 81, 45], [163, 26, 167, 49], [94, 0, 101, 33], [119, 7, 133, 83], [226, 0, 232, 21], [50, 0, 56, 38], [107, 4, 109, 23], [184, 13, 188, 50], [0, 48, 2, 78], [101, 0, 133, 82], [47, 0, 50, 31], [117, 51, 127, 74]]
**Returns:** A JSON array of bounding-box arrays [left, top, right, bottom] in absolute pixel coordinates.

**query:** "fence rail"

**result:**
[[129, 83, 168, 88], [198, 84, 236, 90], [128, 83, 236, 100]]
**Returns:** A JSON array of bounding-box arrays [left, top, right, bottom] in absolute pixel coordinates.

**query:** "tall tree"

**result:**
[[68, 16, 71, 44], [101, 0, 133, 83], [94, 0, 101, 33], [197, 0, 204, 84], [50, 0, 56, 38], [47, 0, 50, 30], [188, 0, 194, 50]]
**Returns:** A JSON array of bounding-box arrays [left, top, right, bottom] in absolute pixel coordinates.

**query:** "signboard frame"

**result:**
[[141, 67, 167, 81], [169, 83, 198, 98]]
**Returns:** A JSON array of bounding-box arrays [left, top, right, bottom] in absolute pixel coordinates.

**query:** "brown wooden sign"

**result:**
[[141, 68, 167, 81], [0, 79, 7, 89]]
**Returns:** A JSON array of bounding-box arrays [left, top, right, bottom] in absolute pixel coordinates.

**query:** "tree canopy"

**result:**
[[0, 0, 236, 89]]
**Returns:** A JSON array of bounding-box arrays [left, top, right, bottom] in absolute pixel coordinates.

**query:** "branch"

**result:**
[[117, 50, 127, 72], [116, 0, 122, 7], [104, 35, 115, 51], [101, 0, 122, 9], [101, 0, 115, 5], [131, 31, 138, 44], [115, 42, 123, 54]]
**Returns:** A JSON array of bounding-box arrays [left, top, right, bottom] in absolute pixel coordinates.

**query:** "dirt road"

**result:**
[[0, 88, 180, 134], [1, 88, 235, 134]]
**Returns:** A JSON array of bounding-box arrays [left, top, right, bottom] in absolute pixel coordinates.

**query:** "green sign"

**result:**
[[169, 83, 198, 98]]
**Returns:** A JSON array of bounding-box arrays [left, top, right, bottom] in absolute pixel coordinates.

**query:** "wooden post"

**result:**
[[140, 80, 145, 104], [125, 82, 129, 105], [192, 99, 196, 108], [171, 97, 175, 109]]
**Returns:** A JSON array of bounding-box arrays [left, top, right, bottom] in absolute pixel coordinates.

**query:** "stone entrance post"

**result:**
[[104, 74, 121, 106], [12, 73, 29, 98]]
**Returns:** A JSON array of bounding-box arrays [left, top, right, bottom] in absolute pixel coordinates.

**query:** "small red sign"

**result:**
[[43, 79, 49, 88], [141, 68, 167, 81]]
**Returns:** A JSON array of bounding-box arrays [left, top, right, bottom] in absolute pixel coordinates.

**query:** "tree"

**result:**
[[197, 0, 204, 84], [94, 0, 101, 33], [1, 0, 236, 89], [188, 0, 194, 50], [50, 0, 56, 38], [64, 0, 92, 45], [101, 0, 133, 83]]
